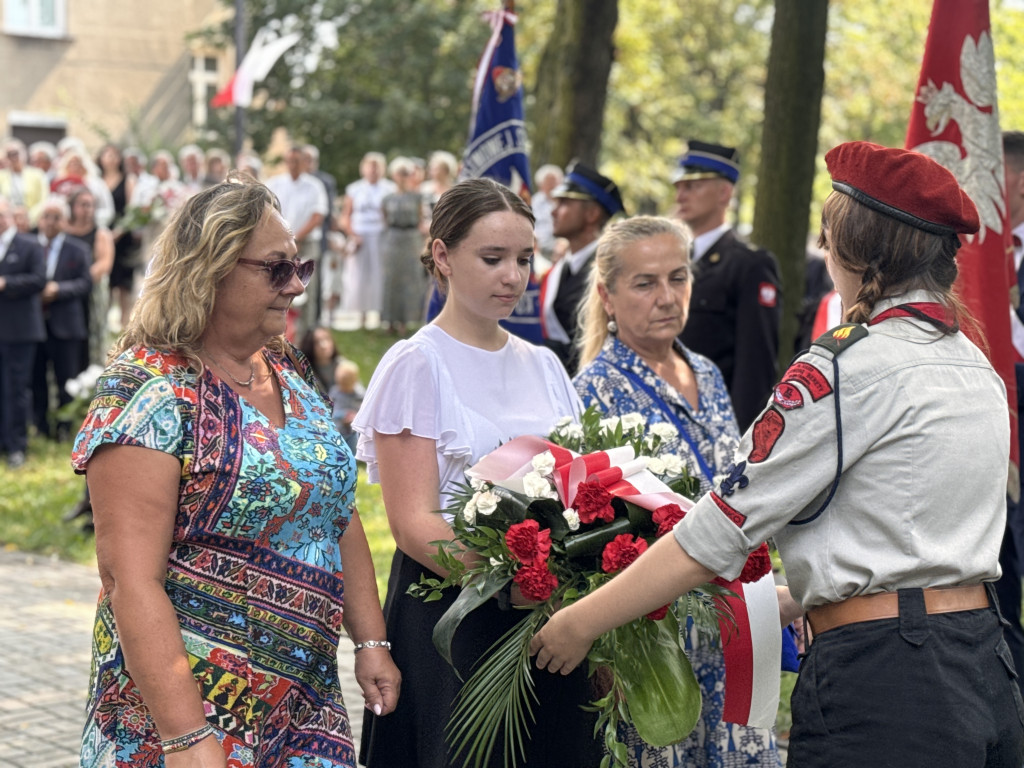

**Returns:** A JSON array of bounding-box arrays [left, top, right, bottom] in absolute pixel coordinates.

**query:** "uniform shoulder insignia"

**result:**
[[811, 323, 869, 357]]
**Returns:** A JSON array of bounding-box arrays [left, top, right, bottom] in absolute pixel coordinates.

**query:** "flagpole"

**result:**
[[233, 0, 246, 158]]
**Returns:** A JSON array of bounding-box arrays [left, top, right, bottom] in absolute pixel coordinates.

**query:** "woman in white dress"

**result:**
[[354, 178, 601, 767]]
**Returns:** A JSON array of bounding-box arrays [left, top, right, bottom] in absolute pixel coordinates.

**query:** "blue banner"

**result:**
[[461, 9, 531, 192]]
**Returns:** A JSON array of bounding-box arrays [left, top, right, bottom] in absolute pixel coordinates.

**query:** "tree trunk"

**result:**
[[751, 0, 830, 370], [531, 0, 618, 168]]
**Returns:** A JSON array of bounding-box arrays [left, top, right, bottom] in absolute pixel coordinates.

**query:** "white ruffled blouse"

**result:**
[[354, 324, 581, 506]]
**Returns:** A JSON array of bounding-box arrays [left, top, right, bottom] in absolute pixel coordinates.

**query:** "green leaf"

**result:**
[[563, 517, 634, 560], [529, 497, 570, 540], [432, 569, 513, 670], [613, 612, 701, 746]]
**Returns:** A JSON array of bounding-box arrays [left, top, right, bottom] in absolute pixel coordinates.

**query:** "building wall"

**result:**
[[2, 0, 230, 152]]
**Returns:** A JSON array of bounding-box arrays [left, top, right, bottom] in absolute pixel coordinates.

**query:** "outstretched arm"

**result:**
[[530, 535, 715, 674]]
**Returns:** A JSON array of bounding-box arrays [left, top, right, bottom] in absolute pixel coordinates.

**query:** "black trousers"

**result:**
[[0, 341, 35, 453], [32, 336, 83, 437], [788, 585, 1024, 767]]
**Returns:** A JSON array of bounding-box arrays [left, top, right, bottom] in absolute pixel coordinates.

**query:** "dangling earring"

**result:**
[[607, 318, 618, 334]]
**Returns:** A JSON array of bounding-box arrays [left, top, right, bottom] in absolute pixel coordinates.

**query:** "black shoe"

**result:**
[[7, 451, 26, 469]]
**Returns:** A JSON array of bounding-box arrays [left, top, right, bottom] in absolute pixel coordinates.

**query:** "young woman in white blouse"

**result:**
[[354, 178, 601, 767]]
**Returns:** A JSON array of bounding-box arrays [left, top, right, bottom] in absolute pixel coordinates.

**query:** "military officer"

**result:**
[[673, 140, 781, 431], [540, 161, 624, 375]]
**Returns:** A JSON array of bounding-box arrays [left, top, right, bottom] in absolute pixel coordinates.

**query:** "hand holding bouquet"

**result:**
[[409, 408, 774, 768]]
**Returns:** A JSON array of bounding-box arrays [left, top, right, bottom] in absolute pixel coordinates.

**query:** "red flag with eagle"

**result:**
[[905, 0, 1018, 496]]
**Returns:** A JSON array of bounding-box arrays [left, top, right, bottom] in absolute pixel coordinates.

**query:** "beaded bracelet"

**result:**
[[161, 723, 215, 754], [353, 639, 392, 652]]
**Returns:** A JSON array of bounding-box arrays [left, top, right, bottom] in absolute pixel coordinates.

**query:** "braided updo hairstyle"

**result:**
[[819, 191, 967, 333]]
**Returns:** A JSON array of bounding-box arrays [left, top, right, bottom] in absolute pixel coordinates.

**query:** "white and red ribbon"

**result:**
[[465, 435, 781, 727]]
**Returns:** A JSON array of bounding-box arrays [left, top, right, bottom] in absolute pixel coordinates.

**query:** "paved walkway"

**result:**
[[0, 549, 364, 767]]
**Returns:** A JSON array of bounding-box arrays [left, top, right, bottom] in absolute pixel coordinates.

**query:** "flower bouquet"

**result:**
[[409, 407, 775, 768]]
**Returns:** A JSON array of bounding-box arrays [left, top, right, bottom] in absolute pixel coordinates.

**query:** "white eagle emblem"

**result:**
[[908, 31, 1004, 242]]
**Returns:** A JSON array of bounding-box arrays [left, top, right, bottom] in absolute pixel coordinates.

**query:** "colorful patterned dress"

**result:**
[[71, 345, 359, 768], [574, 335, 781, 768]]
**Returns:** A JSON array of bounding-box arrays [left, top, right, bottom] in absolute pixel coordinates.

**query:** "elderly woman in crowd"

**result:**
[[572, 215, 781, 767], [534, 143, 1024, 768], [50, 148, 115, 228], [71, 175, 399, 767]]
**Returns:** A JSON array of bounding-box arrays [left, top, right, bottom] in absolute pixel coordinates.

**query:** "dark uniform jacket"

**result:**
[[545, 250, 595, 377], [679, 229, 781, 432]]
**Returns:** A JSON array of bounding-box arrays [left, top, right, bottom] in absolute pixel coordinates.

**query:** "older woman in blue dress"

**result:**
[[573, 215, 781, 768]]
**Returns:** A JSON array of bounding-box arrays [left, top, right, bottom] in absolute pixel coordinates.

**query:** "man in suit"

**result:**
[[31, 196, 92, 441], [540, 161, 625, 375], [0, 195, 46, 468], [673, 140, 782, 431]]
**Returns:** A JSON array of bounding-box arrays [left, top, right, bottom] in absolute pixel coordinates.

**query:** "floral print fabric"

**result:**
[[574, 335, 780, 768], [71, 346, 358, 768]]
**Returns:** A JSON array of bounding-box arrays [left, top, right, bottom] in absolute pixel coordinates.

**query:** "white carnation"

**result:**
[[650, 422, 678, 440], [599, 416, 621, 431], [620, 413, 645, 432], [523, 471, 551, 498], [563, 423, 584, 440], [660, 454, 685, 475], [489, 556, 503, 567], [462, 497, 478, 525], [474, 490, 499, 516], [555, 415, 573, 428], [562, 509, 581, 531], [531, 450, 556, 476], [645, 456, 666, 475], [469, 477, 490, 492]]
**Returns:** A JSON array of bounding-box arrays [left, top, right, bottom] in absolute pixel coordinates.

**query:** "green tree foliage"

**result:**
[[201, 0, 495, 184]]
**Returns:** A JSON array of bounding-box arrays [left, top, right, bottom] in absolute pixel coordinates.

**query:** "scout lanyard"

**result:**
[[868, 301, 958, 333], [791, 301, 955, 526], [612, 362, 716, 485]]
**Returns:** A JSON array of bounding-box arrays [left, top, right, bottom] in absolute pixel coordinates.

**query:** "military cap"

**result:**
[[551, 160, 625, 217], [671, 140, 741, 184]]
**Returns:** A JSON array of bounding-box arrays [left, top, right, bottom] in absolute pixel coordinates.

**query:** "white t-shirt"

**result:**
[[355, 324, 581, 505], [345, 178, 396, 236], [267, 172, 329, 242]]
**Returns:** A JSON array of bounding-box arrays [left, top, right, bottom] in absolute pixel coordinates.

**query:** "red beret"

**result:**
[[824, 141, 979, 236]]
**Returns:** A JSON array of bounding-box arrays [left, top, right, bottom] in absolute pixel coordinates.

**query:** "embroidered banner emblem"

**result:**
[[772, 382, 803, 410], [758, 282, 778, 308], [711, 492, 747, 528], [749, 408, 785, 463], [780, 361, 832, 401]]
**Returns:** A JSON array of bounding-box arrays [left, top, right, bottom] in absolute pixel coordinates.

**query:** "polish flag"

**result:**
[[211, 26, 302, 109], [904, 0, 1018, 488]]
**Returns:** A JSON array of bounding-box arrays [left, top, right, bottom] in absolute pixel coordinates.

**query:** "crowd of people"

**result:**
[[3, 126, 1023, 768]]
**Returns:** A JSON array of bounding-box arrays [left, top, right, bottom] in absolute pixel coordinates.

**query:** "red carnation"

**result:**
[[739, 542, 772, 583], [514, 563, 559, 602], [652, 503, 686, 537], [573, 481, 616, 524], [646, 604, 670, 621], [505, 519, 552, 566], [601, 533, 649, 573]]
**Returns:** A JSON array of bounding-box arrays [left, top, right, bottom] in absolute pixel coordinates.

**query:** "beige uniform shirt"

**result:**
[[675, 291, 1008, 609]]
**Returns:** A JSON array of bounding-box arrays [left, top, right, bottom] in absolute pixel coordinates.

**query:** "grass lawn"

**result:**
[[0, 325, 797, 733]]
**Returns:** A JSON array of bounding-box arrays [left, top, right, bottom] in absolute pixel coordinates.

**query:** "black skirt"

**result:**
[[359, 549, 602, 768]]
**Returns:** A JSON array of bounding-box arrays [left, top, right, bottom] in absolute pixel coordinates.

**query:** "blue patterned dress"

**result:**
[[574, 335, 780, 768], [71, 345, 359, 768]]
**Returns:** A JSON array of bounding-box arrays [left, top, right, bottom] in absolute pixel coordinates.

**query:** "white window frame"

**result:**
[[3, 0, 68, 39], [189, 54, 220, 129]]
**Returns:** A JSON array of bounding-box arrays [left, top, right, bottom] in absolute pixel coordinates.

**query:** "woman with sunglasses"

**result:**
[[71, 174, 400, 768]]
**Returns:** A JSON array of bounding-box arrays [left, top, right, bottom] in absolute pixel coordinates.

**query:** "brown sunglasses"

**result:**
[[236, 258, 315, 290]]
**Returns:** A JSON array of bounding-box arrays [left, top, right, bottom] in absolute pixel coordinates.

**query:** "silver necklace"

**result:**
[[204, 350, 257, 388]]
